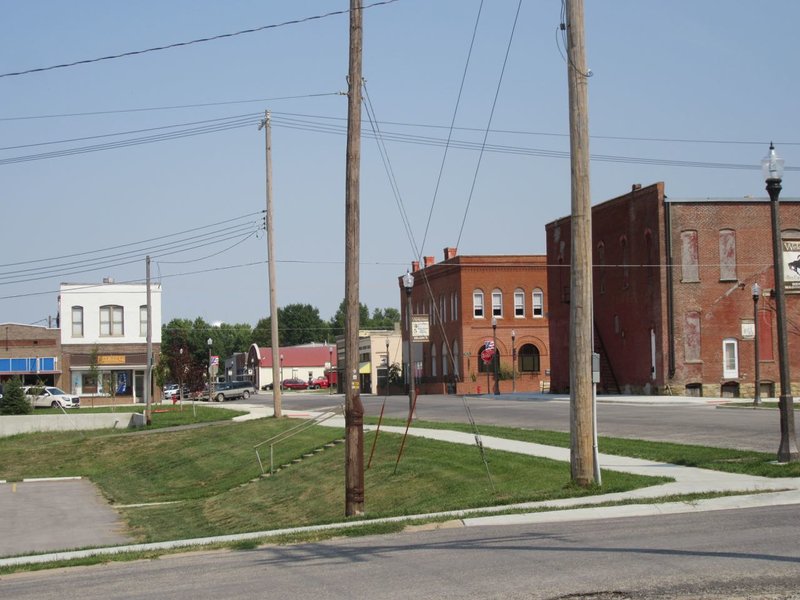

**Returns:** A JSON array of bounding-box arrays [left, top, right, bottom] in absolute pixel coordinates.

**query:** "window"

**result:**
[[518, 344, 541, 372], [681, 230, 700, 282], [431, 343, 437, 377], [492, 289, 502, 318], [684, 311, 701, 362], [723, 338, 738, 379], [514, 289, 525, 317], [532, 289, 544, 317], [71, 306, 84, 338], [719, 229, 737, 281], [441, 295, 446, 323], [473, 290, 484, 318], [441, 342, 448, 377], [452, 340, 460, 377], [139, 305, 148, 337], [453, 293, 458, 320], [100, 305, 124, 337]]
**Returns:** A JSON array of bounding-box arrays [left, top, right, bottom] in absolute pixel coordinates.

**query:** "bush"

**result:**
[[0, 377, 33, 415]]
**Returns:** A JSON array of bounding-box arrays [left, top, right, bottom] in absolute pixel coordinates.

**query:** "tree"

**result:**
[[328, 299, 369, 337], [253, 317, 272, 347], [280, 303, 327, 345], [0, 377, 32, 415]]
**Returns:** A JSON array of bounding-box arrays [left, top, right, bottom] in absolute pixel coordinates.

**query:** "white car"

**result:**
[[24, 386, 81, 409]]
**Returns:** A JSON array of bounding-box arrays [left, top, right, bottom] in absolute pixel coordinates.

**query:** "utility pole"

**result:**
[[344, 0, 365, 517], [565, 0, 595, 486], [259, 111, 282, 418], [145, 255, 153, 425]]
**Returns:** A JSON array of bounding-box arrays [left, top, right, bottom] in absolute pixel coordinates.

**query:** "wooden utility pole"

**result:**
[[344, 0, 365, 516], [259, 111, 282, 418], [144, 255, 153, 425], [565, 0, 595, 486]]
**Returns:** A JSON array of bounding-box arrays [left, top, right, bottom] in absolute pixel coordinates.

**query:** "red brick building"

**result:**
[[398, 249, 550, 395], [545, 182, 800, 397]]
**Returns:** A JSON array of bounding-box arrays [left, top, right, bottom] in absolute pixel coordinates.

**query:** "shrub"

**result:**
[[0, 377, 33, 415]]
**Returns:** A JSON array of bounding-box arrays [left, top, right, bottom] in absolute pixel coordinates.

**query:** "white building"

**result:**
[[59, 281, 161, 401]]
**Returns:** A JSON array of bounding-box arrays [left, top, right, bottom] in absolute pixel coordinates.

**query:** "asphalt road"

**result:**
[[237, 392, 790, 453], [2, 506, 798, 599]]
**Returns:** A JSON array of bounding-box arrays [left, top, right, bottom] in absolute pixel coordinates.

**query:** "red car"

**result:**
[[281, 378, 309, 390], [309, 376, 330, 390]]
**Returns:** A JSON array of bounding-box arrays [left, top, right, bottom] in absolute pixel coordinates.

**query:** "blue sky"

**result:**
[[2, 1, 799, 327]]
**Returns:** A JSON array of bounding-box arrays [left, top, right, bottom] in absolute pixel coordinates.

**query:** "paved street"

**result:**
[[2, 506, 799, 599], [239, 391, 790, 453]]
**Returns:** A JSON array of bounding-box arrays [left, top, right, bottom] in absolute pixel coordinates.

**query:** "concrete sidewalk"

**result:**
[[3, 405, 799, 568]]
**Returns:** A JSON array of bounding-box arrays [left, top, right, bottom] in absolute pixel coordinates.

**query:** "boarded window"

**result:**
[[719, 229, 737, 281], [684, 311, 701, 362], [681, 230, 699, 282]]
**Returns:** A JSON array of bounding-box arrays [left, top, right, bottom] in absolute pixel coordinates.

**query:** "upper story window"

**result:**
[[532, 288, 544, 317], [719, 229, 737, 281], [473, 290, 484, 318], [139, 305, 148, 337], [492, 289, 503, 318], [681, 230, 700, 282], [100, 305, 124, 337], [71, 306, 84, 337], [514, 289, 525, 317]]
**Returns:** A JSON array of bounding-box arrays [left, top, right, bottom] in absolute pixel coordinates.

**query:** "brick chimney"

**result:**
[[411, 261, 420, 272], [444, 247, 458, 260], [424, 256, 435, 268]]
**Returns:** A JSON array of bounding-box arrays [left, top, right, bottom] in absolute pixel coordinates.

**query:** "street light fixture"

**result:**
[[511, 329, 516, 393], [403, 271, 415, 419], [492, 316, 498, 395], [207, 338, 214, 402], [762, 143, 799, 462], [752, 283, 761, 407]]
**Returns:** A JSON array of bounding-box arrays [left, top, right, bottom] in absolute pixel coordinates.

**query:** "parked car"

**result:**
[[281, 378, 309, 391], [23, 386, 80, 409], [308, 376, 330, 390], [201, 380, 256, 402]]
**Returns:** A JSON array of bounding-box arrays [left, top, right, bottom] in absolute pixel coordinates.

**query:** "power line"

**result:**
[[0, 1, 401, 79], [0, 93, 342, 122]]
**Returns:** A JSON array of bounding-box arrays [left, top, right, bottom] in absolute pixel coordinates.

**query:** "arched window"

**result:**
[[473, 290, 484, 318], [532, 289, 544, 318], [431, 343, 437, 377], [492, 289, 503, 318], [139, 305, 148, 337], [100, 305, 124, 337], [441, 342, 448, 377], [514, 288, 525, 317], [71, 306, 84, 338], [452, 340, 460, 378], [477, 344, 499, 373], [518, 344, 540, 372]]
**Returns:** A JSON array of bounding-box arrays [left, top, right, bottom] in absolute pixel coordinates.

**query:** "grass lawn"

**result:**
[[29, 404, 246, 429], [0, 416, 666, 544]]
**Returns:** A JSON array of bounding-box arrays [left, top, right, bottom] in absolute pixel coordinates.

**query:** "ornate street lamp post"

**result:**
[[753, 283, 761, 407], [403, 271, 415, 420], [762, 143, 799, 462], [492, 317, 498, 395], [511, 329, 516, 393]]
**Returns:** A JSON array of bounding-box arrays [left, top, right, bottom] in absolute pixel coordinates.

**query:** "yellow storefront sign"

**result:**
[[98, 355, 126, 365]]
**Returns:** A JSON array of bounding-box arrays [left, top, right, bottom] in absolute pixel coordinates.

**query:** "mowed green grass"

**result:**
[[0, 416, 665, 543]]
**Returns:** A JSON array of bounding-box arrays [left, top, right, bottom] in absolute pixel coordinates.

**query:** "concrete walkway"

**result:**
[[2, 403, 799, 568]]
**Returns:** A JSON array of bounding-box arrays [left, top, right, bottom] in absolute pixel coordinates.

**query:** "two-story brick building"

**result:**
[[546, 182, 800, 397], [59, 280, 161, 402], [0, 323, 62, 388], [398, 249, 550, 395]]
